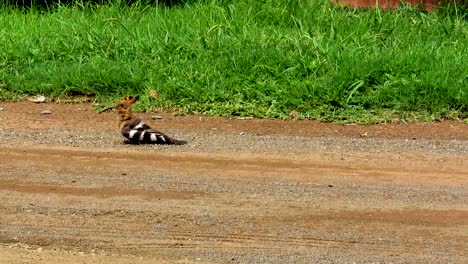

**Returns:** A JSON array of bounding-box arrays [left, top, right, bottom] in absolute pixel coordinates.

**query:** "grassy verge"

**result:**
[[0, 0, 467, 123]]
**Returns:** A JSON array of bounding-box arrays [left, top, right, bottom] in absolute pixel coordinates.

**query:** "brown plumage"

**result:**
[[115, 96, 187, 145]]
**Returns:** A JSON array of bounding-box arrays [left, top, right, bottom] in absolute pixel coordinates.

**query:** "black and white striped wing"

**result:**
[[129, 119, 151, 131], [122, 128, 174, 144], [121, 118, 187, 145]]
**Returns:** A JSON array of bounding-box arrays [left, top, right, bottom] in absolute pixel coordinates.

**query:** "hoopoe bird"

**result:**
[[115, 96, 187, 145]]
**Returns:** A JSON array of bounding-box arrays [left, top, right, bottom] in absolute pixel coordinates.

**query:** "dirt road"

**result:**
[[0, 102, 467, 263]]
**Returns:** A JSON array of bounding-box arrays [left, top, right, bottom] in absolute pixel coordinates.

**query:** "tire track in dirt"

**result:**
[[0, 179, 205, 200], [1, 145, 467, 263], [2, 203, 466, 257], [2, 146, 468, 186]]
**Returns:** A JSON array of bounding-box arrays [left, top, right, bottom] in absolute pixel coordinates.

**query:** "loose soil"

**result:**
[[0, 102, 467, 263]]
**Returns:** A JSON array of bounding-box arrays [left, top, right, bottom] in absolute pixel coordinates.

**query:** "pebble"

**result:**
[[151, 115, 163, 120], [0, 107, 3, 111], [40, 110, 52, 115]]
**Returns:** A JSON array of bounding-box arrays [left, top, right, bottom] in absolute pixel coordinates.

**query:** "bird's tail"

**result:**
[[170, 138, 188, 145]]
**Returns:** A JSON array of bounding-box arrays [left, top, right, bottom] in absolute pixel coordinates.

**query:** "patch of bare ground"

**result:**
[[0, 102, 467, 263]]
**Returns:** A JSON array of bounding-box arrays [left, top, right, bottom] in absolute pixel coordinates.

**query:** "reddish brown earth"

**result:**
[[3, 102, 468, 140], [0, 102, 467, 263]]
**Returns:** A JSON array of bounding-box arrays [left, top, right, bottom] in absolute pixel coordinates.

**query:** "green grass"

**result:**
[[1, 0, 467, 123]]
